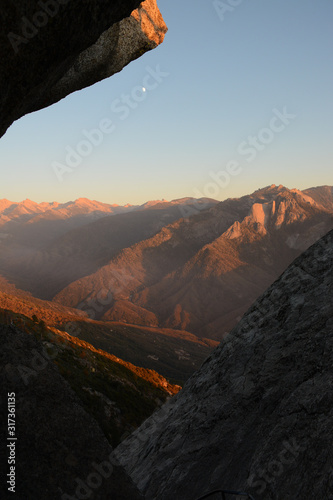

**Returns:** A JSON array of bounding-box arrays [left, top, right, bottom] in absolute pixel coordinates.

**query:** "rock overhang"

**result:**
[[0, 0, 167, 138]]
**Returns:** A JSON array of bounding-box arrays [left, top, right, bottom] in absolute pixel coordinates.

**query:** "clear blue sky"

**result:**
[[0, 0, 332, 204]]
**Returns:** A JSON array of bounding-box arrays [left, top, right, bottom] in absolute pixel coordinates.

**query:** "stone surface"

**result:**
[[0, 0, 167, 138], [0, 325, 143, 499], [114, 230, 333, 500]]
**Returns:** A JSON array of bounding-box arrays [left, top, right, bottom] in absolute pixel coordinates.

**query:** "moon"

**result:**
[[142, 87, 146, 92]]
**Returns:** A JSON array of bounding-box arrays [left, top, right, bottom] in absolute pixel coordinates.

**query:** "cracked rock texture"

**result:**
[[114, 230, 333, 500], [0, 0, 167, 137]]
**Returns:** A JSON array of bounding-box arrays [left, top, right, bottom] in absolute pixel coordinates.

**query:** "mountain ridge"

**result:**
[[0, 275, 216, 382], [54, 185, 333, 340], [0, 197, 219, 299]]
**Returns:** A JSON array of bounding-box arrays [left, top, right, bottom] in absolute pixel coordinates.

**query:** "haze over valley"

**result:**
[[0, 184, 331, 381]]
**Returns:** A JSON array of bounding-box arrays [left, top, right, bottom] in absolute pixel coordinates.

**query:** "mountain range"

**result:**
[[53, 185, 333, 340], [0, 196, 217, 298], [0, 185, 332, 499], [0, 184, 332, 359]]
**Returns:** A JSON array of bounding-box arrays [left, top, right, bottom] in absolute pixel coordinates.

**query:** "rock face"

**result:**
[[0, 325, 143, 499], [0, 0, 167, 137], [114, 229, 333, 500], [303, 186, 333, 212]]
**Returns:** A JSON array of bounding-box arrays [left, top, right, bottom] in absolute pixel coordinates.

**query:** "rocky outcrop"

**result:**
[[0, 324, 143, 499], [114, 229, 333, 499], [0, 0, 167, 137]]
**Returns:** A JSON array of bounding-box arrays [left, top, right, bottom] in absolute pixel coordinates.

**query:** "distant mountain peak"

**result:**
[[21, 198, 39, 207], [75, 197, 91, 203], [73, 197, 107, 207], [252, 183, 286, 197], [140, 200, 166, 208], [0, 199, 13, 210]]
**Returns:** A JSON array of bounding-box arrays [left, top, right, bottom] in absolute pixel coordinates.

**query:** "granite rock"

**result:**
[[114, 230, 333, 500], [0, 0, 167, 137]]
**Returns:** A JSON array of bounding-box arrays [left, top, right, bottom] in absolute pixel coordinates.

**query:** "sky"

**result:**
[[0, 0, 332, 205]]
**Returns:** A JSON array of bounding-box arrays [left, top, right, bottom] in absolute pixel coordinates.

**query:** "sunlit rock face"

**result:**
[[0, 0, 167, 137], [114, 229, 333, 500]]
